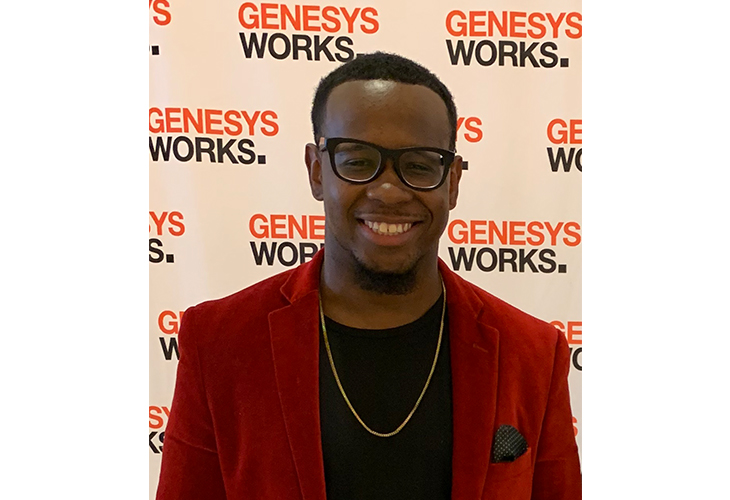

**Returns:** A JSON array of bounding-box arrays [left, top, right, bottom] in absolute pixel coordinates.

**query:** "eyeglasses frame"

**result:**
[[318, 137, 456, 191]]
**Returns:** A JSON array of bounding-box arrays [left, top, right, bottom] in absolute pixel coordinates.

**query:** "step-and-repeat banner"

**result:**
[[149, 1, 581, 496]]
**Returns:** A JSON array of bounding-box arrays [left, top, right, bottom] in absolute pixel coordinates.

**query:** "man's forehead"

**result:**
[[326, 79, 444, 109], [354, 79, 398, 96], [322, 80, 451, 145]]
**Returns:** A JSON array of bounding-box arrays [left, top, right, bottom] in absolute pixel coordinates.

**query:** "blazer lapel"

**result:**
[[440, 260, 500, 500], [269, 253, 327, 500]]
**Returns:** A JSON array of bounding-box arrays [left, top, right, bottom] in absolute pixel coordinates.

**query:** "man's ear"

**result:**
[[448, 155, 463, 210], [305, 143, 324, 201]]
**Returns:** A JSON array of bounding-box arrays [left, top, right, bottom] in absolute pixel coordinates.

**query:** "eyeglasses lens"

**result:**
[[333, 142, 445, 188], [333, 143, 381, 181], [399, 150, 445, 188]]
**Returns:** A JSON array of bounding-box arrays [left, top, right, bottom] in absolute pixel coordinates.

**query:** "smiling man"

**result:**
[[157, 52, 581, 500]]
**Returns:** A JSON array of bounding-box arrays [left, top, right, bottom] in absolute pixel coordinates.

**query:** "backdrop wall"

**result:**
[[149, 1, 582, 496]]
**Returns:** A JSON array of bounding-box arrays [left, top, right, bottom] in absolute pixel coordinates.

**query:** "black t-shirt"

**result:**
[[319, 295, 453, 500]]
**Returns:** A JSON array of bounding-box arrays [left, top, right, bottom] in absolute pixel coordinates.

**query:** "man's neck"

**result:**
[[319, 253, 443, 330]]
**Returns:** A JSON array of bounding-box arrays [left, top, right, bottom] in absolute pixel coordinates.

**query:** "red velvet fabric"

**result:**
[[156, 250, 581, 499]]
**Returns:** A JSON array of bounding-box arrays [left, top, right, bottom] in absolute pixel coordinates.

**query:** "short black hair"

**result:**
[[311, 52, 458, 150]]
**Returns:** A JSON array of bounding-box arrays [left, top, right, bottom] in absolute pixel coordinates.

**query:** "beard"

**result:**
[[352, 255, 418, 295]]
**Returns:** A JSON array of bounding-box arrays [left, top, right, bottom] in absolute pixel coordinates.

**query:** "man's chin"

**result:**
[[352, 256, 418, 295]]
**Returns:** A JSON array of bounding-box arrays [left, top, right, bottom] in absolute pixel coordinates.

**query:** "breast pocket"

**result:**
[[482, 448, 533, 500]]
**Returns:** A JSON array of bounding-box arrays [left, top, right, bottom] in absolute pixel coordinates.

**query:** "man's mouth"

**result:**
[[362, 220, 414, 236]]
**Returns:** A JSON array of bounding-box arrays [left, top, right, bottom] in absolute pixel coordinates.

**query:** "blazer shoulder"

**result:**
[[461, 282, 568, 389], [463, 279, 562, 353], [181, 268, 296, 345]]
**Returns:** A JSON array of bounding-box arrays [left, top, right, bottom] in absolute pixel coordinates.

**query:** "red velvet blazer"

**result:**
[[157, 251, 581, 499]]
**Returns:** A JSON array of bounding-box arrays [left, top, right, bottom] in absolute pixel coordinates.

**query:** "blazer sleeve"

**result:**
[[531, 331, 582, 500], [156, 306, 227, 500]]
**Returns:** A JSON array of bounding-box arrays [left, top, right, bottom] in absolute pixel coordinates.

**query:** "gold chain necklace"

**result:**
[[319, 281, 445, 438]]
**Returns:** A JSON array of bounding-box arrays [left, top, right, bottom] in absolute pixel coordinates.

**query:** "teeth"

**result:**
[[364, 220, 413, 236]]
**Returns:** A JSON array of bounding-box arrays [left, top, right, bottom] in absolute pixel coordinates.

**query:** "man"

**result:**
[[157, 52, 581, 499]]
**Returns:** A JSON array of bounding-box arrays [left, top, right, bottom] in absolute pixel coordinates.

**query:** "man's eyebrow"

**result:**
[[337, 143, 370, 151]]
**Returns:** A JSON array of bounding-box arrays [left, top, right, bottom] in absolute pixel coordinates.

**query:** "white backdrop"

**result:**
[[149, 1, 582, 496]]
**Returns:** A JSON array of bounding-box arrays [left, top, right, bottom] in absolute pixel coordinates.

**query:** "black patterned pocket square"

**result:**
[[491, 424, 529, 463]]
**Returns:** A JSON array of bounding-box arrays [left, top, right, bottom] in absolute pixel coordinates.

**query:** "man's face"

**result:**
[[305, 80, 462, 278]]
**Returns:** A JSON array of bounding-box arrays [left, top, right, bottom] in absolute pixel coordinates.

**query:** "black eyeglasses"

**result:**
[[318, 137, 456, 191]]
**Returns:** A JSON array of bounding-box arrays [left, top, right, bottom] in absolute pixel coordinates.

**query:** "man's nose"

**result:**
[[365, 161, 413, 203]]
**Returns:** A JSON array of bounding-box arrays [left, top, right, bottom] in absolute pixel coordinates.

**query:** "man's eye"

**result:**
[[403, 162, 437, 175], [342, 158, 375, 168]]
